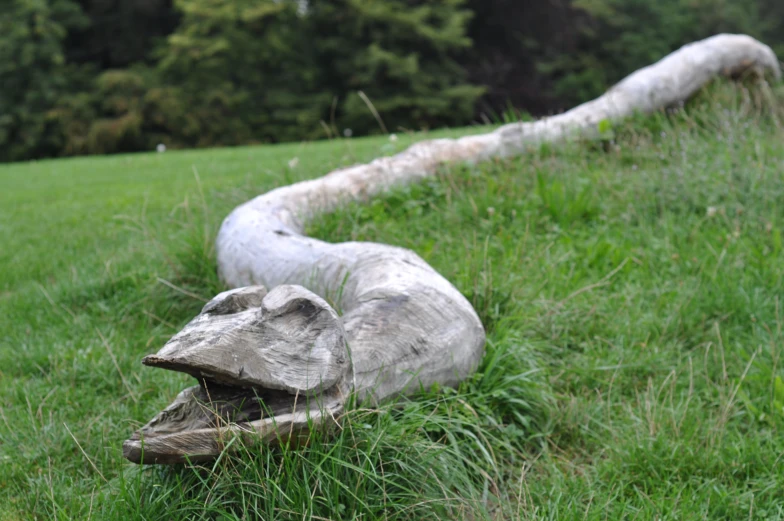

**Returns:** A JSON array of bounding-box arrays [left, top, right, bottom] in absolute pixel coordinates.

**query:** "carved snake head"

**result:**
[[123, 285, 352, 464]]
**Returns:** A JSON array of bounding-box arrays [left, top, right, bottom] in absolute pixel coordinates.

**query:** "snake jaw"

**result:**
[[123, 285, 352, 464], [122, 382, 346, 464]]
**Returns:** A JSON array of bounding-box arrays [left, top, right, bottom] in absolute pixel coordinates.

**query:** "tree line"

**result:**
[[2, 0, 782, 162]]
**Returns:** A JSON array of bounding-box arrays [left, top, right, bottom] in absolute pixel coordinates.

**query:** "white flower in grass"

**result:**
[[288, 157, 300, 169], [706, 206, 718, 217], [156, 143, 166, 153], [389, 133, 398, 142]]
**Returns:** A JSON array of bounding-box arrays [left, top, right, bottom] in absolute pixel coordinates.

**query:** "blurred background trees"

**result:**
[[1, 0, 782, 161]]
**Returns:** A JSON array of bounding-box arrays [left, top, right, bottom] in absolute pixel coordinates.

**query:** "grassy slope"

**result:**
[[2, 84, 784, 520]]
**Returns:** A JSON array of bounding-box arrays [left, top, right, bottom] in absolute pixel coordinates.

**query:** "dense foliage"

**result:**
[[542, 0, 784, 104], [1, 0, 782, 161]]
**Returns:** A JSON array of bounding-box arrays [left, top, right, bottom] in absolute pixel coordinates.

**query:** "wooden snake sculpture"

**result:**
[[124, 34, 779, 464]]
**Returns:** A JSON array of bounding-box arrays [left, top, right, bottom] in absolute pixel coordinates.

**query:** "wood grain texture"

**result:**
[[125, 34, 779, 464], [124, 286, 351, 463], [144, 285, 350, 394], [124, 382, 344, 464]]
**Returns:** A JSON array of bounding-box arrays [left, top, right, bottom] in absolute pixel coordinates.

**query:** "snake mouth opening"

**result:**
[[123, 284, 351, 464], [122, 378, 345, 464]]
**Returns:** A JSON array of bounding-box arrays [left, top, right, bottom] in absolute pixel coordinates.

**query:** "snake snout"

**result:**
[[124, 284, 353, 464]]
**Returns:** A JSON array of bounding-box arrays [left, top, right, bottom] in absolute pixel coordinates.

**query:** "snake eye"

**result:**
[[202, 285, 268, 315]]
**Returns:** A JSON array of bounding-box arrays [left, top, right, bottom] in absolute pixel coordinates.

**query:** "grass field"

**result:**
[[2, 82, 784, 520]]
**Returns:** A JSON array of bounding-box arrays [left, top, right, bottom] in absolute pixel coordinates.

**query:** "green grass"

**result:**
[[2, 82, 784, 520]]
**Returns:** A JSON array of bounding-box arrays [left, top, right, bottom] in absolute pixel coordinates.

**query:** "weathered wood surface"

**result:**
[[124, 380, 344, 464], [126, 286, 350, 464], [143, 285, 351, 394], [125, 34, 780, 464]]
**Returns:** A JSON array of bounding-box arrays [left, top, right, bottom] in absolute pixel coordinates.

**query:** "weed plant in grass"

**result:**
[[2, 82, 784, 519]]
